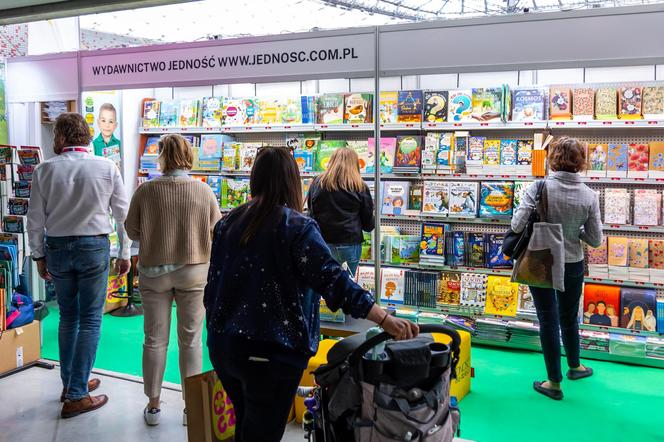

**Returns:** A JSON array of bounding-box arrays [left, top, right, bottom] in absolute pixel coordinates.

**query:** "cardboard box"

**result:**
[[185, 370, 236, 442], [0, 320, 41, 374]]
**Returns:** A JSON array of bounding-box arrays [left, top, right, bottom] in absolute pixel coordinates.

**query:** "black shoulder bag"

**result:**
[[502, 180, 546, 260]]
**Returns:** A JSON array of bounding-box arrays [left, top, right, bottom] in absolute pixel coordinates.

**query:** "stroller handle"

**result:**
[[348, 324, 461, 371]]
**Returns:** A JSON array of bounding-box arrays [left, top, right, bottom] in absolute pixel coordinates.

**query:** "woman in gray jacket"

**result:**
[[511, 137, 603, 400]]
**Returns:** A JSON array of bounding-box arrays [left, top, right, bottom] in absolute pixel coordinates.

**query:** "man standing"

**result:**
[[27, 113, 131, 418]]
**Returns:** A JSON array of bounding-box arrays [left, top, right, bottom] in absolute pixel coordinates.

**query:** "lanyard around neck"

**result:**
[[62, 147, 89, 153]]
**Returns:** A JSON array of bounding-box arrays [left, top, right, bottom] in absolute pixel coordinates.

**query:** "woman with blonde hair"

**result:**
[[125, 134, 221, 426], [307, 147, 374, 276]]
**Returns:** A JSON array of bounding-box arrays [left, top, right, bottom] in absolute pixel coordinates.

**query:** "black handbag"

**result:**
[[502, 180, 546, 260]]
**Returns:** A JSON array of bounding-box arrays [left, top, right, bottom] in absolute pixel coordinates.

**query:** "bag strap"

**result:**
[[535, 179, 548, 223]]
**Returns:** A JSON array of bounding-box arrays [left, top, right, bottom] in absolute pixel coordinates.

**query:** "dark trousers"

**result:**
[[208, 337, 304, 442], [529, 260, 585, 383]]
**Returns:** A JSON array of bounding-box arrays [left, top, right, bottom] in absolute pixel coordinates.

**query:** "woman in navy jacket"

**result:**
[[204, 147, 418, 442]]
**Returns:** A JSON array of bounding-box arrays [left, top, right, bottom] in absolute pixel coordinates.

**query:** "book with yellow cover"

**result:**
[[484, 275, 519, 317]]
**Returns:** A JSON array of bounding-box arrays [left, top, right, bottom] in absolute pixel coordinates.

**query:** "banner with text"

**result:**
[[80, 32, 375, 90]]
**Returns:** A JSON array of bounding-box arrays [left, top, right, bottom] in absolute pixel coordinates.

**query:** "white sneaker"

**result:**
[[183, 409, 188, 426], [144, 406, 161, 426]]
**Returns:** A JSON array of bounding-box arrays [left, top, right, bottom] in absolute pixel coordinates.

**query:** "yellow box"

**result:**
[[295, 331, 472, 422], [295, 339, 337, 423], [432, 330, 472, 401]]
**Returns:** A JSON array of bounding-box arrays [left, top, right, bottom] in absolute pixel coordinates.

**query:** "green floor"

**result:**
[[42, 304, 664, 442]]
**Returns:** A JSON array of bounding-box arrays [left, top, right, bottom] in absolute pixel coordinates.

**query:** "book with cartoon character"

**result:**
[[448, 182, 478, 218], [620, 288, 657, 331], [583, 284, 621, 326], [423, 91, 448, 123], [422, 181, 449, 216], [484, 275, 519, 317], [381, 181, 410, 215], [586, 144, 608, 177], [380, 267, 406, 304], [420, 222, 449, 263]]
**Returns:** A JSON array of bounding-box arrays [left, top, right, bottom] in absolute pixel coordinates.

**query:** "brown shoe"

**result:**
[[60, 379, 102, 402], [61, 394, 109, 419]]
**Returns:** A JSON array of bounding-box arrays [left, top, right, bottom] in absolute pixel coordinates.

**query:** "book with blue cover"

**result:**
[[485, 233, 512, 269], [619, 287, 658, 331], [511, 88, 546, 121], [446, 231, 466, 267], [420, 223, 450, 263], [479, 181, 514, 218], [466, 233, 485, 268], [158, 100, 179, 127]]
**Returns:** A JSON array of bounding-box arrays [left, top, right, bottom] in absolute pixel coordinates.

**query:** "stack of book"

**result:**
[[580, 330, 610, 352], [507, 321, 541, 347], [646, 337, 664, 360], [475, 317, 509, 342], [609, 334, 647, 358]]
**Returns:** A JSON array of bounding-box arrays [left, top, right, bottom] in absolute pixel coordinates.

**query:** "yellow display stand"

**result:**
[[295, 330, 472, 423]]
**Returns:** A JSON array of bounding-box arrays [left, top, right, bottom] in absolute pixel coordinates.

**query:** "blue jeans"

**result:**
[[45, 235, 110, 400], [529, 260, 585, 383], [327, 243, 362, 277]]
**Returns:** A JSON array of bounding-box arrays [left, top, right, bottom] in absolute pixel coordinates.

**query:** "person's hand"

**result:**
[[36, 259, 51, 281], [381, 315, 419, 341], [115, 259, 131, 276]]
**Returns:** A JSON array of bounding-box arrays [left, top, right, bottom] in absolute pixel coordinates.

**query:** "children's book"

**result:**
[[344, 93, 372, 124], [222, 143, 238, 171], [448, 231, 466, 267], [423, 91, 448, 123], [648, 141, 664, 178], [367, 137, 397, 174], [420, 223, 449, 263], [549, 88, 572, 120], [435, 133, 454, 174], [629, 238, 649, 269], [479, 182, 514, 218], [421, 133, 439, 173], [517, 285, 535, 313], [573, 88, 595, 120], [257, 98, 280, 125], [453, 132, 468, 174], [315, 140, 346, 172], [607, 143, 628, 178], [394, 136, 422, 172], [448, 182, 478, 217], [516, 140, 533, 174], [239, 144, 260, 172], [8, 198, 28, 216], [500, 139, 517, 174], [222, 99, 247, 126], [206, 175, 222, 199], [2, 216, 24, 234], [471, 88, 503, 122], [379, 91, 399, 124], [408, 183, 423, 214], [356, 266, 376, 295], [437, 272, 461, 306], [633, 189, 660, 226], [301, 96, 316, 124], [0, 146, 13, 165], [467, 136, 485, 163], [620, 288, 658, 331], [17, 146, 42, 166], [513, 181, 532, 212], [511, 88, 546, 121], [397, 90, 423, 123], [381, 181, 410, 215], [202, 97, 224, 127], [380, 267, 406, 304], [391, 235, 420, 264], [483, 139, 501, 174], [142, 100, 161, 127], [642, 86, 664, 118], [608, 236, 629, 267], [422, 181, 449, 216], [316, 94, 343, 125], [583, 284, 621, 326], [485, 233, 512, 269], [628, 144, 649, 178], [484, 276, 519, 317], [179, 99, 200, 127], [17, 165, 34, 181], [595, 88, 618, 120], [220, 179, 249, 209], [619, 87, 642, 120], [466, 233, 485, 268], [587, 144, 608, 177], [293, 149, 314, 173], [447, 90, 473, 122], [460, 273, 488, 308], [603, 188, 631, 225], [281, 97, 303, 125], [347, 140, 370, 173], [199, 134, 224, 160], [14, 181, 31, 198], [158, 100, 179, 127]]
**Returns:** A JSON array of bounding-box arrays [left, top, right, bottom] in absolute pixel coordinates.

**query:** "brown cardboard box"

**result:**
[[0, 320, 41, 374], [184, 370, 236, 442]]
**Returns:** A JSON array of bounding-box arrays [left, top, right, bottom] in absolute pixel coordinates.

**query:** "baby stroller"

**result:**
[[301, 324, 461, 442]]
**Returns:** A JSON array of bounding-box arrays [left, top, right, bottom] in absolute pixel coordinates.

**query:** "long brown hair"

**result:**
[[240, 147, 303, 245], [318, 147, 365, 192]]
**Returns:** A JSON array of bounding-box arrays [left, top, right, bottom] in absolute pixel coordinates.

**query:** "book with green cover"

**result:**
[[315, 140, 346, 172], [220, 179, 250, 209]]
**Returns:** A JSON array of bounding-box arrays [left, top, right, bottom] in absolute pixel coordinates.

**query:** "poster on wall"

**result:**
[[81, 90, 122, 169], [0, 60, 8, 145]]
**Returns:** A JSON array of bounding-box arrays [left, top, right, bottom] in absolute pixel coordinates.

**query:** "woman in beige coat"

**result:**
[[125, 134, 221, 426]]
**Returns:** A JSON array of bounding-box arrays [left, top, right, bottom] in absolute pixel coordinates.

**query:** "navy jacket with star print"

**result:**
[[204, 204, 375, 360]]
